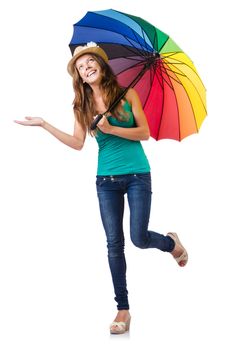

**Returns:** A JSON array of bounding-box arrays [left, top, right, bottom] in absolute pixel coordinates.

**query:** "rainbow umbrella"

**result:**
[[69, 9, 207, 141]]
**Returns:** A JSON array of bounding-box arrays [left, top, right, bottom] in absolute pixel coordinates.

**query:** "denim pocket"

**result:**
[[96, 177, 105, 187], [135, 173, 151, 185], [96, 176, 112, 187]]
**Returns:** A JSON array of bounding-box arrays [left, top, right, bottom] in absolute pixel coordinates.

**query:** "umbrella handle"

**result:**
[[90, 114, 103, 130]]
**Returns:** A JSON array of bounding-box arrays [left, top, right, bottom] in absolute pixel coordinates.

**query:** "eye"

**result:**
[[88, 58, 94, 63], [78, 65, 83, 71]]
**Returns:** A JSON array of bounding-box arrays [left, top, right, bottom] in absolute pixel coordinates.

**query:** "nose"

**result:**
[[86, 62, 92, 70]]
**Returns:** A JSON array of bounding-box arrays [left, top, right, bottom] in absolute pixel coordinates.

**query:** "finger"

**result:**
[[25, 116, 33, 120], [99, 115, 106, 123], [13, 120, 28, 125], [98, 119, 104, 126]]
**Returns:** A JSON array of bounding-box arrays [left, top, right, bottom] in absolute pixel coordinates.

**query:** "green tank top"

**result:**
[[95, 100, 150, 176]]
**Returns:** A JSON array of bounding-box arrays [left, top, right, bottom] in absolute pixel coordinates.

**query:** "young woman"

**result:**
[[14, 42, 188, 335]]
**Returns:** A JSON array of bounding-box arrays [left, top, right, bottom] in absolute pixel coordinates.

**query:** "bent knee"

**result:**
[[131, 237, 148, 249]]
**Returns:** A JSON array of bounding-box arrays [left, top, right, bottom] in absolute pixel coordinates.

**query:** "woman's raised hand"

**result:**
[[14, 116, 45, 127]]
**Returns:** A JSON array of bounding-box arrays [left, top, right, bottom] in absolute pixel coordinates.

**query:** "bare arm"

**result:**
[[97, 88, 150, 141], [42, 119, 86, 150], [14, 117, 86, 150]]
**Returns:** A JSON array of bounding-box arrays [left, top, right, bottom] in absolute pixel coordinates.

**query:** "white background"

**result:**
[[0, 0, 231, 349]]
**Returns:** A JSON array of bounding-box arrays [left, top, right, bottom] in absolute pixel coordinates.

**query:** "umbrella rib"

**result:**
[[116, 60, 148, 78], [142, 63, 158, 108], [112, 56, 146, 75], [125, 12, 159, 52], [119, 56, 145, 62], [155, 65, 166, 141], [161, 51, 180, 59], [155, 68, 164, 90], [76, 23, 150, 58], [139, 26, 153, 53], [125, 25, 151, 53], [120, 34, 152, 59], [158, 37, 175, 54], [116, 10, 153, 49], [163, 56, 205, 93], [85, 12, 150, 51], [87, 11, 154, 56], [93, 10, 154, 51], [159, 63, 181, 141], [152, 62, 169, 95], [160, 65, 187, 77], [159, 66, 185, 86], [163, 61, 207, 113], [116, 11, 156, 51], [115, 40, 152, 59], [163, 55, 207, 90], [157, 63, 176, 90], [151, 27, 159, 52], [140, 63, 166, 141], [163, 63, 200, 135]]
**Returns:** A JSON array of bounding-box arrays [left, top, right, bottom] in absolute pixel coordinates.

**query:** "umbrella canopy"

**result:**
[[69, 9, 207, 141]]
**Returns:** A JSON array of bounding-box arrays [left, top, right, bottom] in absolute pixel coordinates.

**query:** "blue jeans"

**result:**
[[96, 173, 175, 310]]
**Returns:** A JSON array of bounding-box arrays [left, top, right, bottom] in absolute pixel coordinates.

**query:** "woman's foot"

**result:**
[[110, 310, 131, 334], [167, 232, 188, 267]]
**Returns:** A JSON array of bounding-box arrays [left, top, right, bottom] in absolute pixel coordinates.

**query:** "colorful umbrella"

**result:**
[[69, 9, 207, 141]]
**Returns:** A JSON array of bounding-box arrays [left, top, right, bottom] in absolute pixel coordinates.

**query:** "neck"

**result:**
[[90, 85, 107, 113], [91, 85, 103, 99]]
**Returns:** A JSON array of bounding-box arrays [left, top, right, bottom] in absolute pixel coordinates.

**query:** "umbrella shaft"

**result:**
[[106, 64, 150, 113]]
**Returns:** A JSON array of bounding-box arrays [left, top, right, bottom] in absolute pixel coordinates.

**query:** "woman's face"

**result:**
[[75, 54, 102, 86]]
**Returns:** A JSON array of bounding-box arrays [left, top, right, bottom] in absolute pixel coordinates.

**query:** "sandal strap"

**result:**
[[167, 232, 188, 265], [175, 251, 188, 264], [110, 321, 126, 331]]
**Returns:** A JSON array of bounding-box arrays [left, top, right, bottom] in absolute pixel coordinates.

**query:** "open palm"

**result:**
[[14, 116, 44, 126]]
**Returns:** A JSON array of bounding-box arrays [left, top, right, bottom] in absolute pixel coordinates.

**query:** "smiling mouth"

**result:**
[[87, 70, 96, 77]]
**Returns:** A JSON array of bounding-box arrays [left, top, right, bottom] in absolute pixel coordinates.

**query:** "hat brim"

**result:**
[[67, 46, 108, 76]]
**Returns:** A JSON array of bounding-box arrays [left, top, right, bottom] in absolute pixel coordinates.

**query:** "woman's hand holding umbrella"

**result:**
[[95, 115, 112, 134]]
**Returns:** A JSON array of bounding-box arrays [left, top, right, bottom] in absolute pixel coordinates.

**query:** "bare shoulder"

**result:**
[[125, 88, 143, 110], [125, 88, 139, 104]]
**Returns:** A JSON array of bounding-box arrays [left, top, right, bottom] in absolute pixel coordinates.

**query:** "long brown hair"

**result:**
[[68, 53, 127, 134]]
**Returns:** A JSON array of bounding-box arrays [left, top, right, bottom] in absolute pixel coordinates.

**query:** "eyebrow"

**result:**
[[77, 56, 94, 68]]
